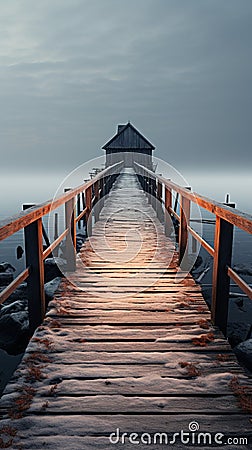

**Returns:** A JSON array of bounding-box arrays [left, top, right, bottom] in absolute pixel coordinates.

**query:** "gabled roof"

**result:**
[[102, 122, 155, 150]]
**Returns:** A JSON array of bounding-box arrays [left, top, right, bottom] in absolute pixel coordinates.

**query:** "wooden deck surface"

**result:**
[[0, 169, 252, 449]]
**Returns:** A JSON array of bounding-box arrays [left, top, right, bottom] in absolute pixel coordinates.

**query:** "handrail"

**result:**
[[42, 229, 69, 260], [134, 162, 252, 335], [0, 161, 124, 333], [134, 163, 252, 234], [0, 162, 123, 242], [0, 268, 30, 306]]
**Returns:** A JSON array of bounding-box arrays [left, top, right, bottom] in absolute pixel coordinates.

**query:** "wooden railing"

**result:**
[[134, 162, 252, 335], [0, 161, 123, 333]]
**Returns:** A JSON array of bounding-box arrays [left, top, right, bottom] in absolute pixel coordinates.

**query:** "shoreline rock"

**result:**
[[234, 339, 252, 373], [0, 262, 15, 286]]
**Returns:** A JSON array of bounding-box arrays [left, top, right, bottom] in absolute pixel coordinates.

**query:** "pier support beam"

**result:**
[[24, 216, 45, 334], [85, 186, 93, 237], [164, 186, 172, 237], [212, 216, 234, 335], [179, 190, 191, 265], [65, 190, 76, 272]]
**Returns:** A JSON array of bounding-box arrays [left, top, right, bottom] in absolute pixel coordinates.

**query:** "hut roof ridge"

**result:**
[[102, 122, 155, 150]]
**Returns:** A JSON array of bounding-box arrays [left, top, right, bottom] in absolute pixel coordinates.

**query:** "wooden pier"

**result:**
[[1, 167, 252, 448]]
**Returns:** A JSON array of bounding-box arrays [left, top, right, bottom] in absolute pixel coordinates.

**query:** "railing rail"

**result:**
[[0, 161, 123, 333], [134, 162, 252, 335]]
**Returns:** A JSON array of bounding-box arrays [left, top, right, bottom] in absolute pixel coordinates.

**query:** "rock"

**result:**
[[0, 262, 16, 273], [201, 287, 212, 306], [233, 264, 252, 277], [0, 349, 23, 396], [191, 255, 203, 272], [0, 272, 14, 286], [44, 257, 66, 283], [0, 311, 29, 354], [0, 300, 28, 317], [5, 283, 28, 304], [227, 322, 251, 347], [234, 339, 252, 373], [45, 277, 62, 301], [16, 245, 24, 260]]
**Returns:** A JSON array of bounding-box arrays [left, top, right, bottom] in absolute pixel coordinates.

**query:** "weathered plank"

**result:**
[[8, 436, 249, 450], [1, 414, 252, 435], [4, 395, 242, 414]]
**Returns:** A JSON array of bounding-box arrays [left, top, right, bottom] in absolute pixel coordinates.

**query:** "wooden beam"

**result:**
[[156, 181, 163, 222], [212, 216, 234, 335], [64, 190, 76, 272], [0, 268, 29, 305], [187, 225, 215, 257], [164, 186, 172, 237], [179, 191, 191, 265], [85, 186, 93, 237], [93, 181, 100, 223], [24, 217, 45, 333], [43, 229, 69, 260], [227, 266, 252, 300], [75, 207, 88, 224]]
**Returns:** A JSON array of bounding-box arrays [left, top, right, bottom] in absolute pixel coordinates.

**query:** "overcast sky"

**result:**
[[0, 0, 252, 177]]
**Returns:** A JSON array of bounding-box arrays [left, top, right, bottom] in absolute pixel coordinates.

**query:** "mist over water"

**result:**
[[0, 167, 251, 219]]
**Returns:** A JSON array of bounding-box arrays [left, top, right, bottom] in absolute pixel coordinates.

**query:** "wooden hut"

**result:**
[[102, 122, 155, 169]]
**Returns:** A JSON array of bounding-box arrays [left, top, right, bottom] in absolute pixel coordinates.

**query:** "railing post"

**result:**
[[93, 180, 100, 223], [150, 176, 156, 209], [23, 216, 45, 334], [147, 176, 151, 203], [77, 194, 81, 229], [54, 213, 59, 257], [64, 189, 76, 271], [99, 177, 105, 210], [85, 186, 93, 236], [156, 181, 163, 222], [211, 216, 234, 335], [179, 191, 191, 265], [164, 186, 172, 236]]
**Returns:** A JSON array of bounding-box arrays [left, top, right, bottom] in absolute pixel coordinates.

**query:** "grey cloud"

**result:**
[[0, 0, 252, 173]]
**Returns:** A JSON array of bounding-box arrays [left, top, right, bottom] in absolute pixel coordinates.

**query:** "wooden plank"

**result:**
[[21, 350, 241, 368], [45, 315, 210, 325], [1, 414, 252, 435], [7, 435, 249, 450], [11, 395, 242, 414], [32, 323, 226, 340], [5, 373, 247, 397], [26, 340, 231, 353]]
